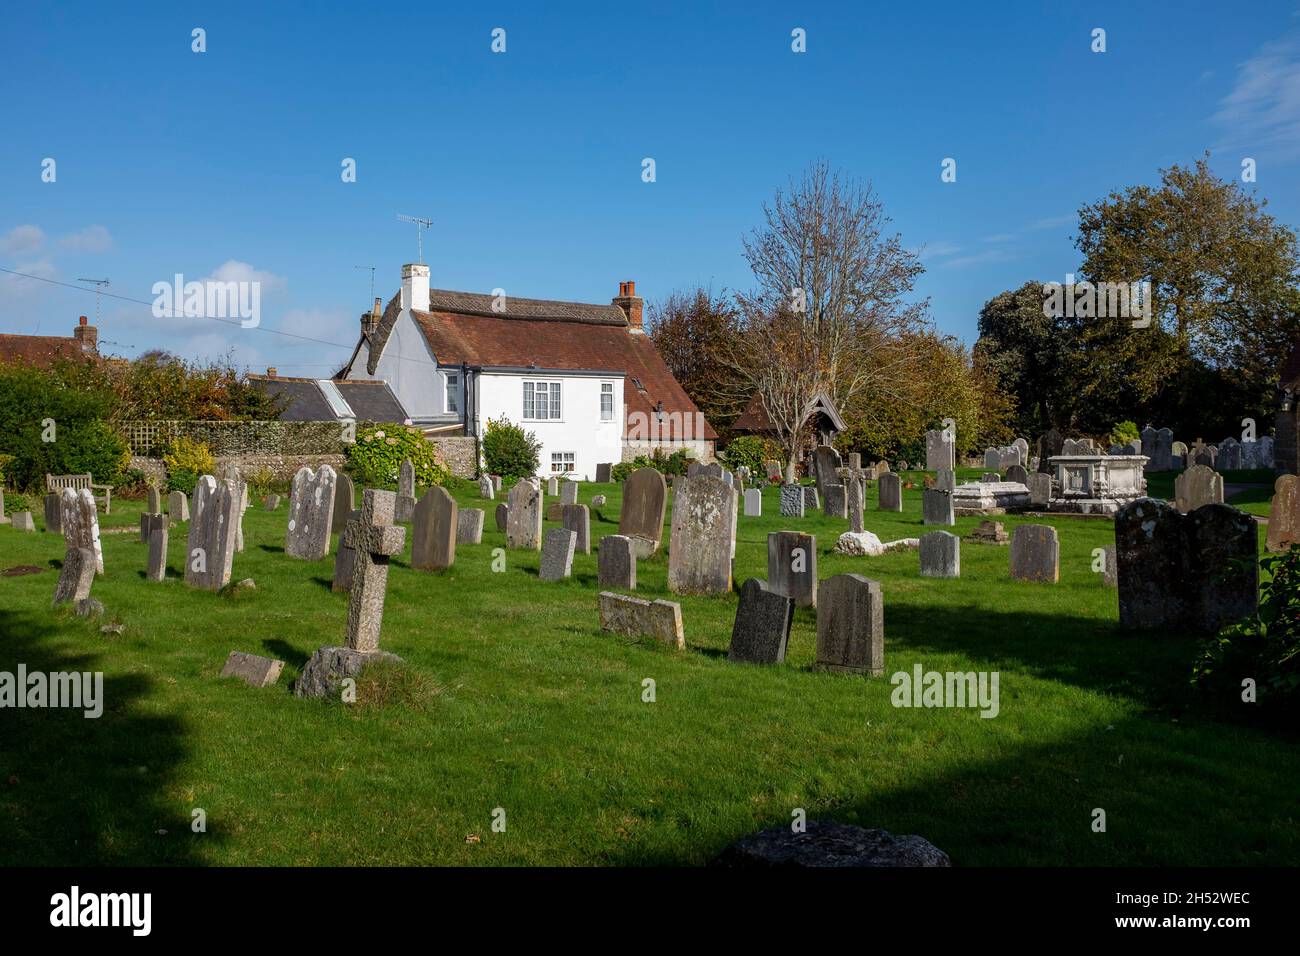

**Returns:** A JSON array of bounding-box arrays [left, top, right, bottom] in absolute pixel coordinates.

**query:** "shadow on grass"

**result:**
[[262, 638, 311, 670], [257, 544, 284, 555], [0, 609, 209, 865]]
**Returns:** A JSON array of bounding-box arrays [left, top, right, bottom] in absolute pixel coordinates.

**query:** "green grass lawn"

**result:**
[[1145, 468, 1275, 517], [1, 474, 1295, 866]]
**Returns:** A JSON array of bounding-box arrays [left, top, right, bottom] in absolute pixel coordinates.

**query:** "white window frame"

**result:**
[[523, 380, 562, 421], [551, 452, 575, 474], [445, 372, 460, 414], [600, 381, 614, 421]]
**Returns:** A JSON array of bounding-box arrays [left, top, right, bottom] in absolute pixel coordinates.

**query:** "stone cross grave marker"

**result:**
[[344, 490, 406, 652]]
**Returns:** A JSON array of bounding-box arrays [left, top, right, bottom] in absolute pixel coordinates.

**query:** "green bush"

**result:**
[[163, 436, 215, 494], [347, 424, 450, 488], [1111, 420, 1140, 446], [720, 435, 768, 474], [481, 416, 540, 481], [612, 455, 652, 483], [1193, 548, 1300, 716]]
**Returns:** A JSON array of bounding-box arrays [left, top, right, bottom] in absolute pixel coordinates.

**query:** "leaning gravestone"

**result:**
[[598, 592, 683, 648], [1009, 525, 1059, 583], [922, 489, 954, 526], [220, 652, 284, 688], [879, 473, 902, 512], [1116, 498, 1257, 632], [823, 484, 847, 519], [767, 531, 816, 607], [411, 486, 458, 571], [479, 475, 495, 500], [147, 525, 168, 582], [540, 527, 577, 581], [61, 487, 103, 574], [847, 478, 865, 533], [1026, 472, 1052, 508], [597, 535, 636, 589], [815, 574, 884, 675], [727, 579, 795, 664], [919, 531, 960, 579], [562, 504, 591, 554], [286, 465, 337, 560], [52, 547, 96, 607], [925, 428, 955, 471], [457, 508, 485, 544], [1174, 464, 1224, 514], [507, 479, 543, 550], [779, 484, 805, 517], [560, 480, 579, 505], [619, 467, 667, 558], [743, 488, 763, 517], [185, 476, 239, 591], [495, 503, 509, 532], [333, 472, 356, 533], [43, 493, 61, 533], [168, 490, 189, 522], [1266, 475, 1300, 552], [667, 474, 737, 595]]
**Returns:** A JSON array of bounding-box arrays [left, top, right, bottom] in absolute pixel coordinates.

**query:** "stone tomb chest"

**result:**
[[1046, 454, 1146, 515]]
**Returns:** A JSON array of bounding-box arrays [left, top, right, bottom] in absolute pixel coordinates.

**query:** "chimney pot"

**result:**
[[267, 367, 277, 378], [613, 279, 643, 333], [79, 315, 88, 326]]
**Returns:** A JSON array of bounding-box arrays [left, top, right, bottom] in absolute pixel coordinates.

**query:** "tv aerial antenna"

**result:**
[[77, 277, 110, 322], [355, 265, 375, 301], [396, 214, 433, 263]]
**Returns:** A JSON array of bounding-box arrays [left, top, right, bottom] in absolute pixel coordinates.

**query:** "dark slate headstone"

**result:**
[[815, 574, 884, 675], [767, 531, 816, 607], [922, 489, 954, 526], [823, 484, 847, 519], [919, 531, 960, 578], [495, 503, 509, 532], [411, 486, 458, 571], [332, 508, 360, 593], [597, 534, 636, 589], [595, 462, 613, 483], [1010, 525, 1059, 583], [1006, 464, 1029, 485], [43, 493, 62, 533], [878, 473, 902, 512], [727, 578, 794, 664], [561, 503, 591, 554]]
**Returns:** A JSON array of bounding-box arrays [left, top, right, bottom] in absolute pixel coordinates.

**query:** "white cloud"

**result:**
[[0, 225, 46, 256], [203, 260, 287, 294], [918, 240, 962, 262], [1212, 36, 1300, 158], [935, 248, 1020, 270], [59, 224, 113, 254]]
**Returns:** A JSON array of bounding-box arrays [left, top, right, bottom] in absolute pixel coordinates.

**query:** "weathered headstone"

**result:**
[[1010, 525, 1059, 583], [560, 480, 579, 506], [764, 460, 782, 481], [967, 520, 1009, 544], [919, 531, 960, 579], [286, 465, 337, 560], [343, 490, 406, 652], [743, 488, 763, 517], [935, 469, 956, 493], [1006, 464, 1029, 485], [12, 512, 35, 532], [220, 652, 284, 688], [598, 592, 683, 648], [147, 525, 168, 582], [1012, 437, 1030, 466], [43, 493, 61, 533], [779, 484, 805, 517], [495, 503, 509, 532], [727, 579, 794, 665], [592, 494, 607, 507], [803, 486, 820, 511], [60, 487, 103, 574], [331, 508, 360, 593], [393, 459, 417, 522], [540, 527, 577, 581], [52, 547, 95, 606], [479, 475, 495, 500], [619, 467, 667, 558], [546, 476, 559, 497], [981, 472, 1001, 483], [925, 428, 955, 471], [263, 494, 281, 511], [815, 574, 884, 675], [147, 486, 162, 513], [1174, 464, 1224, 514], [1217, 437, 1242, 470], [333, 472, 356, 532], [1026, 472, 1052, 508], [922, 489, 954, 526], [457, 508, 485, 544], [139, 511, 166, 544], [846, 478, 865, 532], [597, 535, 636, 589], [1101, 545, 1117, 587], [411, 486, 458, 571], [813, 445, 842, 491], [185, 476, 239, 591], [562, 503, 591, 554], [879, 473, 902, 512], [168, 490, 189, 522], [667, 474, 737, 595], [823, 484, 847, 519], [507, 479, 543, 550], [1266, 475, 1300, 552], [595, 463, 613, 483], [1116, 498, 1257, 632], [767, 531, 816, 607]]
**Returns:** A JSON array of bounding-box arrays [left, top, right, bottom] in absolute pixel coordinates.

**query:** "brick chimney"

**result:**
[[266, 366, 278, 378], [613, 280, 643, 334], [360, 296, 382, 337], [73, 315, 98, 352], [401, 263, 430, 312]]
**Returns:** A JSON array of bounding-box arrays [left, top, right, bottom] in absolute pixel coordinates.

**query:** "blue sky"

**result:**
[[3, 0, 1299, 375]]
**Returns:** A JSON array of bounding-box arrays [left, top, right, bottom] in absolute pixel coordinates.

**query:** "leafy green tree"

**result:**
[[480, 416, 541, 481]]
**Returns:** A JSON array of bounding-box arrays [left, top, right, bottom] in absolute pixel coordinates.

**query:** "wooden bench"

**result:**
[[46, 473, 113, 514]]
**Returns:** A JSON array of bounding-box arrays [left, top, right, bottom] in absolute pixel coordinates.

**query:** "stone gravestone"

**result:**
[[0, 489, 5, 525], [779, 484, 805, 517], [263, 494, 281, 511], [285, 465, 337, 560], [935, 469, 956, 493], [43, 493, 61, 533], [545, 501, 564, 522], [919, 531, 960, 579], [139, 511, 166, 544], [540, 527, 577, 581], [333, 472, 356, 533], [823, 484, 847, 519], [168, 490, 189, 522], [332, 508, 360, 593], [618, 468, 668, 558], [53, 546, 96, 607], [813, 445, 841, 492], [546, 476, 559, 497], [457, 508, 485, 544], [147, 525, 168, 582], [411, 486, 458, 571], [1026, 472, 1052, 508], [220, 652, 284, 688], [667, 474, 737, 595], [1101, 545, 1118, 587], [727, 579, 795, 664], [495, 503, 509, 532], [598, 592, 683, 648], [479, 475, 495, 500], [1266, 475, 1300, 552], [12, 512, 35, 532], [185, 476, 239, 591], [1006, 464, 1029, 485], [981, 472, 1001, 483], [922, 489, 954, 526], [743, 488, 763, 517], [765, 460, 783, 481], [396, 459, 418, 522], [1010, 525, 1059, 583], [562, 504, 591, 554], [220, 463, 250, 553], [925, 428, 955, 471], [983, 447, 1001, 472], [1259, 435, 1275, 469], [147, 486, 162, 513], [1217, 437, 1242, 470], [1037, 428, 1063, 473], [61, 487, 103, 574], [595, 463, 613, 483], [815, 574, 884, 675], [879, 473, 902, 512], [845, 478, 865, 533], [597, 534, 636, 589], [507, 479, 543, 550], [1012, 437, 1030, 466], [343, 490, 406, 652], [803, 486, 820, 511], [767, 531, 816, 607], [492, 475, 503, 493], [1116, 498, 1257, 632], [1174, 464, 1224, 514], [560, 480, 579, 505]]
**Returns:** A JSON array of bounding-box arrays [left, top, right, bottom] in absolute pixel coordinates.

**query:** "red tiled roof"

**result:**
[[733, 391, 774, 433], [0, 333, 95, 368]]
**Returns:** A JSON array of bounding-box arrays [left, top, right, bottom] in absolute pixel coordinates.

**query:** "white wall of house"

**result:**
[[476, 371, 624, 480], [357, 310, 449, 421]]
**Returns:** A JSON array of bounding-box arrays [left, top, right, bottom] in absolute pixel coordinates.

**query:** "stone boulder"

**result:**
[[294, 646, 404, 700], [714, 821, 950, 867]]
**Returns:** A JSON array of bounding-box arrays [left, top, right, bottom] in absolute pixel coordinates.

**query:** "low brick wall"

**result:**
[[428, 436, 478, 478]]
